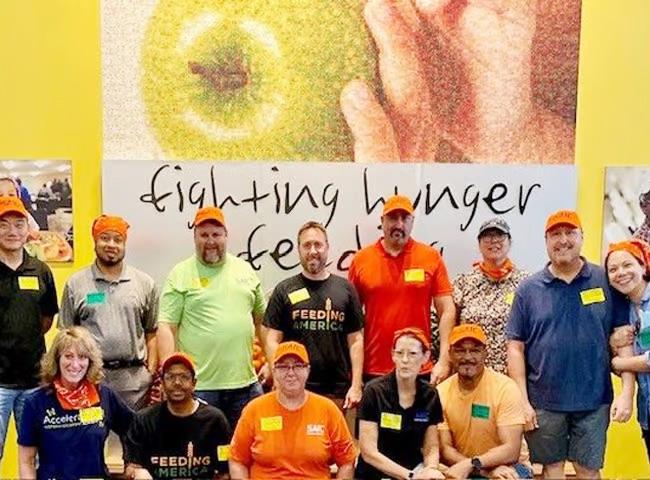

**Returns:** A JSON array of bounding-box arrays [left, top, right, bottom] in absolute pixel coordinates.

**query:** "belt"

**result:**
[[103, 359, 145, 370]]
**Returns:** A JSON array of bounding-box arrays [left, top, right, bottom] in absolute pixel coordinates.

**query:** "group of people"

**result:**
[[0, 191, 647, 479]]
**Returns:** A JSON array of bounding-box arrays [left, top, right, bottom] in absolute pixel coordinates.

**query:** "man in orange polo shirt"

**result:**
[[349, 195, 455, 384]]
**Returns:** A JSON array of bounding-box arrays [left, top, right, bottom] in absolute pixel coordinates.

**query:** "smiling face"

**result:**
[[545, 225, 583, 267], [478, 229, 511, 264], [391, 335, 429, 380], [194, 221, 227, 265], [0, 213, 28, 253], [450, 338, 487, 381], [607, 250, 646, 297], [58, 347, 90, 388], [298, 227, 329, 277], [95, 230, 126, 267], [162, 363, 196, 404], [381, 210, 414, 250]]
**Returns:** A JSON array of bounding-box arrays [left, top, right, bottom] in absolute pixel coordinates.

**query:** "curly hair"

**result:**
[[40, 327, 104, 386]]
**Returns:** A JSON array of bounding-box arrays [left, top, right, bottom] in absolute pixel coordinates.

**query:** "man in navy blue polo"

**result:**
[[506, 210, 634, 479]]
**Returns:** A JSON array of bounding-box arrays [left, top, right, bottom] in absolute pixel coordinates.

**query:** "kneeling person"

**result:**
[[125, 353, 231, 480], [438, 325, 530, 479]]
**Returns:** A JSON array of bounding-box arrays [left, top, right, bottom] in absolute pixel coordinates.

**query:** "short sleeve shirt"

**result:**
[[263, 273, 364, 396], [18, 384, 133, 480], [159, 253, 266, 390], [437, 368, 525, 459], [355, 372, 443, 479], [59, 263, 159, 363], [506, 261, 628, 411], [453, 267, 529, 373], [125, 401, 232, 479], [230, 391, 356, 480], [0, 251, 58, 388], [349, 238, 452, 375]]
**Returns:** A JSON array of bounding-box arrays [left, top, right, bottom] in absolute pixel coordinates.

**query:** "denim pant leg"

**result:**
[[224, 382, 263, 428], [0, 387, 22, 461]]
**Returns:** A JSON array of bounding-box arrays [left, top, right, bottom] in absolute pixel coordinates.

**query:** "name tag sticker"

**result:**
[[404, 269, 425, 283], [217, 445, 230, 461], [580, 288, 605, 305], [380, 412, 402, 430], [18, 276, 39, 290], [260, 416, 283, 431], [471, 404, 490, 419], [79, 406, 104, 425], [86, 292, 106, 305], [505, 292, 515, 305], [288, 288, 310, 305]]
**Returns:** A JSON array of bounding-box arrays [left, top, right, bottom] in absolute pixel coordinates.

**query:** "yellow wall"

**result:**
[[0, 0, 649, 477]]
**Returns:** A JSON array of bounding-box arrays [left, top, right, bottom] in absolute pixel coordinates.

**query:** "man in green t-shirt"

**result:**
[[157, 206, 267, 427]]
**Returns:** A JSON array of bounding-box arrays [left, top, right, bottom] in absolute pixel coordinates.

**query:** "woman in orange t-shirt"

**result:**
[[229, 341, 357, 480]]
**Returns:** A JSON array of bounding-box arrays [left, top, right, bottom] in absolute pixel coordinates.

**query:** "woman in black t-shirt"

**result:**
[[356, 327, 444, 480]]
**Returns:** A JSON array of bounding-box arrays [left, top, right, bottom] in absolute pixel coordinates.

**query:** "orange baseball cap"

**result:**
[[194, 206, 226, 228], [606, 239, 650, 274], [392, 327, 431, 350], [274, 341, 310, 364], [92, 215, 129, 240], [545, 210, 581, 232], [0, 196, 28, 219], [162, 352, 196, 377], [449, 324, 487, 346], [383, 195, 414, 216]]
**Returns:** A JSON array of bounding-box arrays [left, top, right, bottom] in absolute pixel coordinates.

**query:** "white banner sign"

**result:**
[[103, 161, 576, 293]]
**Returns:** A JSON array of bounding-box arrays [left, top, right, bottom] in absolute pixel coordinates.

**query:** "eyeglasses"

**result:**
[[274, 363, 309, 373], [163, 372, 193, 383], [392, 350, 423, 361]]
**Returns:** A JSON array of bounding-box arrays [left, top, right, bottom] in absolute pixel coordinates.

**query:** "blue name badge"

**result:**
[[414, 410, 429, 423]]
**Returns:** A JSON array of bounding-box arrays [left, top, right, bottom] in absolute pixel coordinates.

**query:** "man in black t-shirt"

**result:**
[[0, 197, 58, 464], [125, 353, 231, 480], [264, 221, 364, 410]]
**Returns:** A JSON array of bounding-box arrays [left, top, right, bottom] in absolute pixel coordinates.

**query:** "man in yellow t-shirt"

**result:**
[[437, 324, 530, 479]]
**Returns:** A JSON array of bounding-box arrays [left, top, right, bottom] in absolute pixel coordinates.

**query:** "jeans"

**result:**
[[195, 381, 263, 429], [0, 386, 39, 462]]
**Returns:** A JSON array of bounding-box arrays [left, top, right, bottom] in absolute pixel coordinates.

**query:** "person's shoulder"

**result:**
[[484, 369, 520, 396], [24, 253, 54, 274], [65, 265, 94, 285], [274, 273, 304, 291], [307, 392, 344, 415], [351, 242, 381, 263], [136, 401, 163, 420], [125, 264, 156, 286], [25, 386, 50, 404], [364, 374, 392, 395], [436, 373, 458, 396], [327, 273, 355, 289], [166, 255, 196, 277], [241, 391, 275, 415], [516, 268, 547, 291], [196, 401, 228, 421]]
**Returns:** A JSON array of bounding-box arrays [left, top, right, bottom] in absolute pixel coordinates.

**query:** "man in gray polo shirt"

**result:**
[[59, 215, 159, 408]]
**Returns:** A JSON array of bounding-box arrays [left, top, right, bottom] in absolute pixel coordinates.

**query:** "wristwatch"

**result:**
[[471, 457, 483, 474]]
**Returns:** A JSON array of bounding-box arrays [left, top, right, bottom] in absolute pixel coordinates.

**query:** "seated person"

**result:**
[[124, 352, 231, 480], [356, 327, 444, 480], [229, 341, 356, 479], [437, 324, 531, 479], [18, 327, 133, 480]]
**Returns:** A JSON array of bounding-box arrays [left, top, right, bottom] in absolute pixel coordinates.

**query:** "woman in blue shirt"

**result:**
[[18, 326, 133, 479], [607, 239, 650, 460]]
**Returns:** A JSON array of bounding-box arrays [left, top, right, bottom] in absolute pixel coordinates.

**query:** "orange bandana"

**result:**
[[606, 239, 650, 275], [474, 258, 515, 281], [53, 378, 100, 410], [92, 215, 129, 240]]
